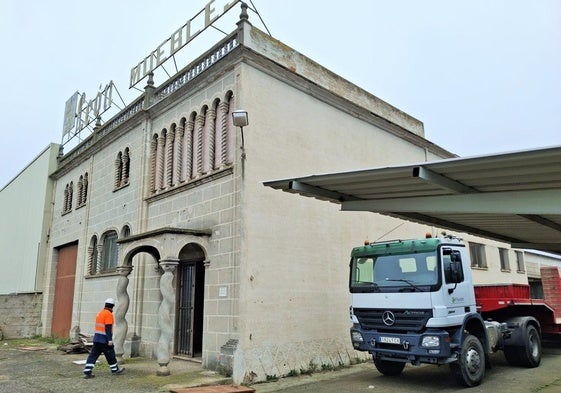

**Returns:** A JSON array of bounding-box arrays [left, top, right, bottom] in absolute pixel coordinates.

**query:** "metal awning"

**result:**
[[264, 146, 561, 253]]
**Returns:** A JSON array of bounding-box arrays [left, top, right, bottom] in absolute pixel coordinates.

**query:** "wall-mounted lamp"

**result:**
[[232, 110, 249, 156]]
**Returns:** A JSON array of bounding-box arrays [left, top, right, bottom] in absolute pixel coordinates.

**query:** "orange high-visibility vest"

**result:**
[[94, 308, 114, 339]]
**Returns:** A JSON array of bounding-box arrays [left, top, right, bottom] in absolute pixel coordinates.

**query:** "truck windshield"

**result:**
[[350, 252, 438, 293]]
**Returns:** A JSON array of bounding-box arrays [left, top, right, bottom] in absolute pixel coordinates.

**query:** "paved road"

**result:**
[[254, 340, 561, 393]]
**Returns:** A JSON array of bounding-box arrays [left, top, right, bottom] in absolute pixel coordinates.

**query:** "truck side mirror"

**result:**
[[443, 249, 464, 293]]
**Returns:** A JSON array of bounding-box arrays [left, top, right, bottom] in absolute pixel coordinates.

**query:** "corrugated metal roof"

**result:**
[[264, 146, 561, 253]]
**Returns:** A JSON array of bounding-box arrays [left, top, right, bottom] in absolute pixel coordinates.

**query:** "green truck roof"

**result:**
[[351, 238, 442, 258]]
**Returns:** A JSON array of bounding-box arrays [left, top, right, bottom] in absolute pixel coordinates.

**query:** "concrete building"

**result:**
[[0, 143, 59, 338], [34, 3, 550, 384]]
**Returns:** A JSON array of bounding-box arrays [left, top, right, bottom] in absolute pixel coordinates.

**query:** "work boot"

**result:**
[[83, 374, 95, 379], [112, 367, 125, 375]]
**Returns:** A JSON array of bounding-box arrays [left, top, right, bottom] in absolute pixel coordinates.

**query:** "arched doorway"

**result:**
[[175, 243, 206, 357]]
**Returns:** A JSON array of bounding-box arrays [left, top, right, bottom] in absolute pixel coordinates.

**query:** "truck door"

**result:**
[[441, 247, 476, 321]]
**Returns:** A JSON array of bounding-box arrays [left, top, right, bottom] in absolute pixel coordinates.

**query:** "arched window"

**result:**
[[68, 182, 73, 211], [63, 185, 69, 214], [88, 235, 99, 275], [147, 91, 235, 195], [83, 173, 89, 204], [115, 152, 123, 188], [63, 182, 74, 214], [114, 148, 131, 190], [123, 148, 130, 185], [77, 176, 84, 206], [101, 230, 119, 273], [121, 224, 131, 238], [76, 172, 89, 208]]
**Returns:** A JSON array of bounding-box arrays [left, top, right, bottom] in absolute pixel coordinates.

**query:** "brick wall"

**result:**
[[0, 292, 43, 339]]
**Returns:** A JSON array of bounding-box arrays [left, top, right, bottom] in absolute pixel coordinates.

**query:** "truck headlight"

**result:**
[[421, 336, 440, 347], [351, 331, 364, 343]]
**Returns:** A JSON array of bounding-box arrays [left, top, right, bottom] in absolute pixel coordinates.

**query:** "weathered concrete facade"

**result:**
[[39, 7, 537, 384]]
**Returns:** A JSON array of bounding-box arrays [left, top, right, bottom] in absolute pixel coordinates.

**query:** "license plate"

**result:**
[[379, 336, 400, 344]]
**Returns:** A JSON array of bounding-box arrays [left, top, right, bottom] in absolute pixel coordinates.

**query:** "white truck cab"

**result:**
[[349, 235, 541, 387]]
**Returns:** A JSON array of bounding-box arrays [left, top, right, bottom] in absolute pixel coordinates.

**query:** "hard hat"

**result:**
[[105, 298, 115, 306]]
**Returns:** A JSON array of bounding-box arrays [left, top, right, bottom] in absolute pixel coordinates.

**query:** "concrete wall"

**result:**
[[42, 124, 146, 337], [233, 62, 448, 383], [0, 293, 43, 338]]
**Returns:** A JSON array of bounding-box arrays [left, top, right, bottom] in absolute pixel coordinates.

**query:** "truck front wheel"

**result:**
[[373, 358, 405, 376], [451, 334, 485, 387]]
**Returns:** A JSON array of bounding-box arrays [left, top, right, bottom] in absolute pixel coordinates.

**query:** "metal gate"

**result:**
[[176, 263, 196, 356]]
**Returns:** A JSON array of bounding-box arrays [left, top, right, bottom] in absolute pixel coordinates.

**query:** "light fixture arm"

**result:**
[[232, 109, 249, 157]]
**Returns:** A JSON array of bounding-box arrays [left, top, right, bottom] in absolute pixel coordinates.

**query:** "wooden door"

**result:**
[[51, 243, 77, 337]]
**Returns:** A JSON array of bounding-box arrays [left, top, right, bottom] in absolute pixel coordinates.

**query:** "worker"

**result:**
[[83, 298, 125, 378]]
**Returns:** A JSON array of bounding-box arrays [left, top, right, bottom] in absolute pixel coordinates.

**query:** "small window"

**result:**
[[114, 148, 131, 190], [101, 231, 119, 273], [516, 251, 525, 272], [77, 172, 89, 208], [63, 182, 74, 214], [88, 235, 99, 275], [499, 248, 510, 271], [469, 242, 487, 269]]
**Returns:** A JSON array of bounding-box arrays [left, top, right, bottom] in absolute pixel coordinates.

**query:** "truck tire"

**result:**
[[373, 358, 405, 376], [504, 325, 541, 368], [450, 334, 485, 387]]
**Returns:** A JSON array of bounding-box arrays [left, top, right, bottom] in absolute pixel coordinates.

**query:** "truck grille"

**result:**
[[354, 308, 432, 333]]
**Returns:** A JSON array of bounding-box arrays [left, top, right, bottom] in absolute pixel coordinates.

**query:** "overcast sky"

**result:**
[[1, 0, 560, 188]]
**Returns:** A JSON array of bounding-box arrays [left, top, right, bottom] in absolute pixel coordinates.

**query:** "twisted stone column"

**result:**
[[156, 259, 178, 376], [185, 118, 194, 180], [114, 265, 133, 360], [95, 244, 103, 274], [122, 149, 130, 184], [175, 124, 185, 183], [115, 153, 123, 188], [166, 128, 175, 187], [150, 136, 158, 193], [218, 101, 230, 167], [195, 113, 205, 177], [158, 132, 166, 190], [207, 107, 217, 171]]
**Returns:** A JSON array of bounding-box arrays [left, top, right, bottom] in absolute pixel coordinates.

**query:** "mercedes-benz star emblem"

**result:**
[[382, 311, 395, 326]]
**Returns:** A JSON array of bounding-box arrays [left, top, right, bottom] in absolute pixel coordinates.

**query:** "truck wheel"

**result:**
[[373, 358, 405, 376], [451, 334, 485, 387], [504, 325, 541, 368]]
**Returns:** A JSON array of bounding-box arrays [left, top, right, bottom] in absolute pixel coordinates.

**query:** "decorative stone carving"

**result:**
[[156, 259, 179, 376], [114, 265, 133, 360]]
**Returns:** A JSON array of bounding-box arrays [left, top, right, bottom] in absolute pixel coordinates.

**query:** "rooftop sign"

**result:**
[[129, 0, 240, 88], [62, 82, 114, 143]]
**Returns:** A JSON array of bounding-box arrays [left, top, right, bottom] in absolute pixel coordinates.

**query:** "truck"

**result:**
[[348, 234, 556, 387]]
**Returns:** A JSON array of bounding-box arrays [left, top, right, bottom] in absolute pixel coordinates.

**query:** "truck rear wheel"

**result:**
[[451, 334, 485, 387], [373, 358, 405, 376], [504, 324, 541, 367]]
